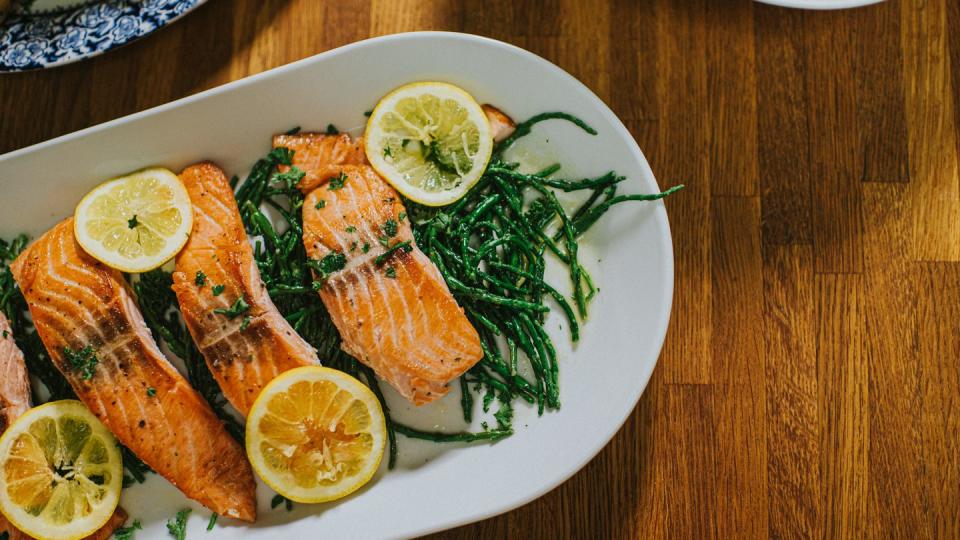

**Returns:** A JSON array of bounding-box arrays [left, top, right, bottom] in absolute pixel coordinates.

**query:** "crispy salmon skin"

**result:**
[[172, 162, 319, 416], [275, 133, 483, 404], [10, 221, 256, 521]]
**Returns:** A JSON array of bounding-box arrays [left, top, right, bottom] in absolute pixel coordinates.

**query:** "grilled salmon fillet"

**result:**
[[0, 313, 30, 433], [172, 162, 319, 416], [10, 221, 256, 522], [273, 133, 483, 404], [0, 312, 130, 540], [0, 310, 30, 540], [273, 133, 366, 193]]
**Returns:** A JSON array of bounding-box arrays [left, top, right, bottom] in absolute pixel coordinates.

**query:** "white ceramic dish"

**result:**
[[755, 0, 883, 9], [0, 32, 673, 538]]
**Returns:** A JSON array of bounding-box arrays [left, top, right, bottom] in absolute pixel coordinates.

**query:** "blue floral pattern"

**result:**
[[0, 0, 205, 72]]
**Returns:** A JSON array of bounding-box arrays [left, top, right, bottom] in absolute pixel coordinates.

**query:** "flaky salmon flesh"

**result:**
[[0, 312, 130, 539], [172, 162, 319, 416], [273, 133, 483, 405], [10, 221, 256, 522]]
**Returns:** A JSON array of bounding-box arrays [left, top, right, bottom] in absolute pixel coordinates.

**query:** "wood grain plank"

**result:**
[[916, 262, 960, 537], [816, 273, 868, 538], [711, 196, 768, 539], [950, 0, 960, 165], [608, 0, 658, 124], [753, 6, 813, 247], [654, 0, 711, 385], [860, 182, 929, 538], [705, 0, 758, 197], [762, 244, 820, 538], [901, 0, 960, 261], [803, 10, 863, 274], [851, 0, 910, 183], [660, 384, 718, 539], [370, 0, 462, 35]]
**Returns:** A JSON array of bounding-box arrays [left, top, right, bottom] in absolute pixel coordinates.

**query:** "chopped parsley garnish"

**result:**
[[363, 109, 373, 117], [63, 345, 99, 380], [314, 199, 326, 209], [127, 215, 139, 229], [398, 211, 407, 222], [349, 241, 358, 252], [214, 297, 250, 319], [207, 514, 218, 531], [385, 266, 397, 279], [345, 225, 357, 233], [325, 124, 340, 135], [361, 242, 370, 253], [240, 316, 252, 331], [167, 509, 191, 540], [382, 219, 398, 238], [194, 271, 207, 287], [308, 252, 347, 279], [374, 241, 412, 266], [328, 172, 348, 191], [272, 166, 305, 189], [147, 387, 157, 397], [268, 147, 294, 166], [2, 330, 7, 339], [271, 494, 294, 511], [211, 284, 225, 296], [114, 519, 142, 540], [383, 146, 393, 158]]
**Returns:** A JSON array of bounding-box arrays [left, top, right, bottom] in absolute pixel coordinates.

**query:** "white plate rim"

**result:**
[[754, 0, 884, 9]]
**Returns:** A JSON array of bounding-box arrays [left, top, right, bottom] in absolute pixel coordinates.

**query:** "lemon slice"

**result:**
[[246, 366, 386, 504], [74, 168, 193, 273], [365, 81, 493, 206], [0, 401, 122, 540]]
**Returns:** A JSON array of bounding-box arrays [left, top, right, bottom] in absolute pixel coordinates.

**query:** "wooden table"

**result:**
[[2, 0, 958, 537]]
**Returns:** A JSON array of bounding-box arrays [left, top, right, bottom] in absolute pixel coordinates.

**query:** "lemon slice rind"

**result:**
[[74, 167, 193, 273], [365, 81, 493, 207], [0, 400, 123, 540], [245, 366, 386, 504]]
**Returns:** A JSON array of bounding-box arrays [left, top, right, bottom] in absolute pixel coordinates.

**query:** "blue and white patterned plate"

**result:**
[[0, 0, 206, 72]]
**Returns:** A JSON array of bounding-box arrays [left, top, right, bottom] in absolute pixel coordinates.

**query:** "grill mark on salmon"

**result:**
[[172, 162, 319, 416], [0, 312, 130, 539], [274, 133, 483, 404], [10, 221, 256, 522]]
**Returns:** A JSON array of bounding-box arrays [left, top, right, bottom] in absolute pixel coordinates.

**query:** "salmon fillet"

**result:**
[[274, 133, 483, 404], [481, 104, 517, 143], [0, 311, 30, 540], [172, 162, 319, 416], [0, 313, 130, 539], [0, 313, 30, 433], [10, 221, 256, 522], [273, 133, 366, 193]]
